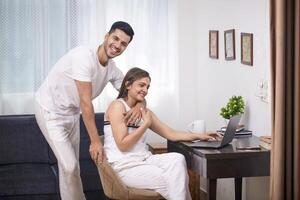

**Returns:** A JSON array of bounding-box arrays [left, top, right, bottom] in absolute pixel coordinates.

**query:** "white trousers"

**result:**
[[114, 153, 192, 200], [35, 102, 86, 200]]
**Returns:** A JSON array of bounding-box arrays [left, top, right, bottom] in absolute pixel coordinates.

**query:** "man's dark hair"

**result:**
[[109, 21, 134, 42]]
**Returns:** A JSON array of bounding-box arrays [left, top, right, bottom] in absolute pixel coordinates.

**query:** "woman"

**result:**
[[103, 67, 220, 200]]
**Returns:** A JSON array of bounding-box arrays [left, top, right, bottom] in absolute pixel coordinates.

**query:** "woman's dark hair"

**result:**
[[117, 67, 151, 99], [109, 21, 134, 42]]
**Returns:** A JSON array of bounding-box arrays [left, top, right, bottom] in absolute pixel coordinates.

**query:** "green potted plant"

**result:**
[[220, 95, 245, 120]]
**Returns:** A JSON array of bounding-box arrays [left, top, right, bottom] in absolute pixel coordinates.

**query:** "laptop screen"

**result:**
[[220, 115, 241, 146]]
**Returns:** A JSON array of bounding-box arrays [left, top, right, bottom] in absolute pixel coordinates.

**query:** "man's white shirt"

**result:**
[[36, 46, 124, 115]]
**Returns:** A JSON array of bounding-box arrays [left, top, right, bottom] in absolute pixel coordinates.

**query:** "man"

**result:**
[[35, 21, 139, 200]]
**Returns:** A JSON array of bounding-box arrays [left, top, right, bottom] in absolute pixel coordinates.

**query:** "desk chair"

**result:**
[[97, 136, 164, 200]]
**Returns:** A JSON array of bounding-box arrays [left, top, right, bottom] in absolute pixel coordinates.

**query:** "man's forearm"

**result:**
[[80, 101, 100, 143]]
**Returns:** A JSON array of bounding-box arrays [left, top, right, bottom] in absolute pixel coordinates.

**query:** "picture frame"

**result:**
[[241, 33, 253, 66], [209, 30, 219, 59], [224, 29, 235, 60]]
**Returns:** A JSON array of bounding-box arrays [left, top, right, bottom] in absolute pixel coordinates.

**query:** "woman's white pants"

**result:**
[[35, 102, 86, 200], [115, 152, 192, 200]]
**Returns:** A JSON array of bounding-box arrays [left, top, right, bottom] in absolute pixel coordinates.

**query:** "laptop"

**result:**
[[183, 115, 241, 149]]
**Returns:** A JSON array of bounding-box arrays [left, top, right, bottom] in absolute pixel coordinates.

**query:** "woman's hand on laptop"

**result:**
[[197, 132, 223, 141]]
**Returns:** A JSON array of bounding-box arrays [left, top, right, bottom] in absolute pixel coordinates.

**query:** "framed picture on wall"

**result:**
[[224, 29, 235, 60], [209, 30, 219, 59], [241, 33, 253, 66]]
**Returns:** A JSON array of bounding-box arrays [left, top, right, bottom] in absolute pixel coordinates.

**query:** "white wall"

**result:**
[[176, 0, 271, 199]]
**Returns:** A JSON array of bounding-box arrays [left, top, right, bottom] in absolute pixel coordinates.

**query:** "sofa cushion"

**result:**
[[80, 160, 103, 191], [0, 163, 58, 196], [0, 115, 49, 164], [84, 191, 109, 200], [0, 194, 59, 200]]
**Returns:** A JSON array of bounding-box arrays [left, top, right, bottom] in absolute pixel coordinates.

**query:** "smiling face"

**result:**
[[103, 29, 131, 59], [126, 77, 151, 103]]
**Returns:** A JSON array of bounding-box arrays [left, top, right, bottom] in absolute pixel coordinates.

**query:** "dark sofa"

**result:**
[[0, 113, 108, 200]]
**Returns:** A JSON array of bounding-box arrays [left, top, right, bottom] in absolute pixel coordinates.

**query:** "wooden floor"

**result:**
[[200, 189, 207, 200]]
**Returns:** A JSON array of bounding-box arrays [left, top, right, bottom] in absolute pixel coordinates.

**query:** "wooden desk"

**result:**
[[167, 136, 270, 200]]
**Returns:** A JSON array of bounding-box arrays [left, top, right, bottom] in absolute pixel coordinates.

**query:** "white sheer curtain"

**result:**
[[0, 0, 179, 138], [93, 1, 179, 120], [0, 0, 100, 114]]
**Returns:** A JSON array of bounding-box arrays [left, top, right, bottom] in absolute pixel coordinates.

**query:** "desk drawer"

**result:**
[[205, 152, 270, 178]]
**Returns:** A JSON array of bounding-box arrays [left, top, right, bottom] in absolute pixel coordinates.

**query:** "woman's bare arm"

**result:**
[[149, 110, 220, 141]]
